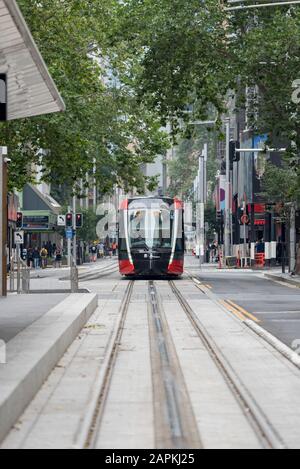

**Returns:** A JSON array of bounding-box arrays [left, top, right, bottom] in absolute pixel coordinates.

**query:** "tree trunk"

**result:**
[[296, 245, 300, 275]]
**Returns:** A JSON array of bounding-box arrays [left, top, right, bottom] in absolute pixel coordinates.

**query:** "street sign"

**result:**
[[66, 228, 73, 240], [57, 214, 66, 227], [14, 231, 24, 245], [241, 214, 249, 225]]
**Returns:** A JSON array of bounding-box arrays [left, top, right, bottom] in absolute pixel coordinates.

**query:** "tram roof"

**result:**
[[128, 196, 174, 201]]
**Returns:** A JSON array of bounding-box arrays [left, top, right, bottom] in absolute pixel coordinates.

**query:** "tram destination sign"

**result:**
[[0, 74, 7, 121]]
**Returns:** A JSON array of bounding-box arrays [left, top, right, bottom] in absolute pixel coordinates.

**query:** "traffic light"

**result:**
[[16, 212, 23, 229], [216, 211, 223, 224], [229, 141, 240, 169], [76, 213, 83, 229], [0, 74, 7, 121], [66, 213, 73, 227]]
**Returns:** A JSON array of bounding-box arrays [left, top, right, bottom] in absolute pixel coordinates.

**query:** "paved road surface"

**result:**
[[187, 257, 300, 349]]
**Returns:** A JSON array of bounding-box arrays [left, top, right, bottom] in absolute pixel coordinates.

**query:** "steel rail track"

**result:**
[[60, 262, 119, 282], [73, 280, 134, 449], [78, 263, 119, 281], [169, 279, 287, 450], [148, 281, 202, 449]]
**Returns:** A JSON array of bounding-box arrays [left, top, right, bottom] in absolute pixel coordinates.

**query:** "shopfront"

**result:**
[[21, 184, 62, 251]]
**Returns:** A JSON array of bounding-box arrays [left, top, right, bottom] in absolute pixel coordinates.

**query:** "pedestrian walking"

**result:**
[[54, 248, 62, 268], [98, 242, 104, 258], [40, 246, 48, 269], [90, 244, 97, 262], [27, 248, 33, 268], [112, 241, 118, 257], [32, 248, 41, 269]]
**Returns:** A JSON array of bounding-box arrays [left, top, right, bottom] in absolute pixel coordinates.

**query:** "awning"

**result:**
[[0, 0, 65, 120], [22, 184, 61, 215]]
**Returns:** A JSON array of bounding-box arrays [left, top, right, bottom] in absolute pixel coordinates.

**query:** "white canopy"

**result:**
[[0, 0, 65, 120]]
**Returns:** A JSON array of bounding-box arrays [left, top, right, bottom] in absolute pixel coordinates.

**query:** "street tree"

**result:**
[[114, 2, 300, 174], [1, 0, 168, 196], [262, 161, 300, 273]]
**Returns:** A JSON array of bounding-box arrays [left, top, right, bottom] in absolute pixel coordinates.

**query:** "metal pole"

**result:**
[[199, 144, 208, 266], [73, 194, 77, 266], [16, 244, 21, 294], [290, 204, 296, 273], [195, 171, 200, 258], [226, 1, 300, 12], [67, 205, 71, 268], [71, 192, 78, 293], [93, 158, 97, 212], [10, 255, 14, 292], [85, 173, 89, 210], [0, 147, 8, 297], [225, 120, 231, 259]]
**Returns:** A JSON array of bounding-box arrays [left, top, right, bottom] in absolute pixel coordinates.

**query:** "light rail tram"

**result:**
[[118, 197, 184, 277]]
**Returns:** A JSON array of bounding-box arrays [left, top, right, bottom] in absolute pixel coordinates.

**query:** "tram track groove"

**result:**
[[168, 280, 287, 450], [73, 280, 134, 449], [60, 263, 119, 282], [79, 264, 119, 281], [148, 281, 202, 449]]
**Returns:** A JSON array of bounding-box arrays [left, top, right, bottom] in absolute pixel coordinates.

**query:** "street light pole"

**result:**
[[0, 147, 8, 297], [199, 144, 208, 266], [226, 0, 300, 11], [188, 120, 216, 265], [225, 119, 232, 259], [71, 192, 78, 293]]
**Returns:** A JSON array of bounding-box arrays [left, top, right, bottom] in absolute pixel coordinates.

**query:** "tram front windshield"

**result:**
[[128, 204, 173, 250]]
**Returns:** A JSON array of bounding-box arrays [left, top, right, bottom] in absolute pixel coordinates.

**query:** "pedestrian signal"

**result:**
[[66, 213, 73, 227], [76, 213, 83, 229], [16, 212, 23, 229]]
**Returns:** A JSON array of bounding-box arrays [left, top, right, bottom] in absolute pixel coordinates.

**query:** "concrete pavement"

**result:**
[[0, 293, 97, 444], [0, 294, 67, 343], [0, 261, 108, 444], [265, 272, 300, 288]]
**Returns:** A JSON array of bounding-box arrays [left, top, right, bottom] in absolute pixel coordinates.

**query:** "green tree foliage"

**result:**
[[167, 127, 217, 200], [114, 0, 229, 130], [262, 162, 300, 205], [1, 0, 168, 195], [262, 161, 300, 273], [167, 139, 199, 199], [205, 201, 219, 243], [113, 2, 300, 197]]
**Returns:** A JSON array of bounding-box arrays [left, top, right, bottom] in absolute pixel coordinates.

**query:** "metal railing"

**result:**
[[9, 255, 30, 294]]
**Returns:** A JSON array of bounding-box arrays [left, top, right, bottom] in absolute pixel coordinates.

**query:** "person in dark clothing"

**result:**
[[255, 240, 265, 254], [27, 248, 33, 268], [54, 248, 62, 268], [32, 248, 41, 269], [90, 244, 97, 262], [276, 240, 283, 265]]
